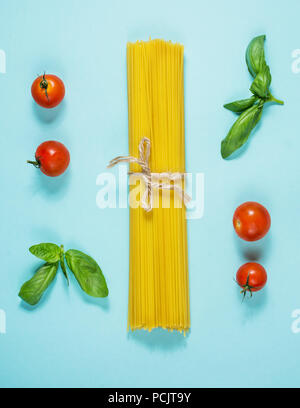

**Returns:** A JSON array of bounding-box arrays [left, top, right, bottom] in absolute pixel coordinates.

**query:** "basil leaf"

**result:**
[[59, 245, 69, 285], [65, 250, 108, 298], [253, 100, 264, 126], [224, 96, 257, 113], [250, 64, 272, 98], [29, 243, 61, 263], [246, 35, 266, 78], [19, 262, 58, 305], [221, 104, 263, 159], [60, 255, 69, 285]]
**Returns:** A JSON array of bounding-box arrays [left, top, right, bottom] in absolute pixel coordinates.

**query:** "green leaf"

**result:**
[[65, 250, 108, 298], [246, 35, 267, 78], [29, 243, 61, 263], [59, 245, 69, 285], [60, 255, 69, 286], [224, 96, 257, 113], [250, 64, 272, 98], [221, 104, 264, 159], [253, 100, 264, 126], [19, 262, 58, 306]]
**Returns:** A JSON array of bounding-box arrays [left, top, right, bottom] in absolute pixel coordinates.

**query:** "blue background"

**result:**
[[0, 0, 300, 388]]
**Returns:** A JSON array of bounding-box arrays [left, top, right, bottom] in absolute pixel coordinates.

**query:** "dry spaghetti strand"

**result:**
[[127, 39, 190, 333]]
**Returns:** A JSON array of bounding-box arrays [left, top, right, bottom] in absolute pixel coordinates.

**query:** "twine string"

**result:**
[[107, 137, 191, 212]]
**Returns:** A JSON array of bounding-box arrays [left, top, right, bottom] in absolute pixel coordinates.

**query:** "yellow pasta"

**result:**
[[127, 39, 190, 333]]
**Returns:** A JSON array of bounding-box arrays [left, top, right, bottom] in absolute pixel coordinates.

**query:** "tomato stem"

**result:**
[[240, 273, 253, 300], [40, 72, 49, 100], [27, 160, 40, 168]]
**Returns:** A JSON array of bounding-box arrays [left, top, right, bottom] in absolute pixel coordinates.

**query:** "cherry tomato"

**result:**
[[31, 73, 65, 109], [28, 141, 70, 177], [233, 201, 271, 241], [236, 262, 267, 298]]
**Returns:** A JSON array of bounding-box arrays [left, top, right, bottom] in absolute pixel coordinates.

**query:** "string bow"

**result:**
[[107, 137, 190, 212]]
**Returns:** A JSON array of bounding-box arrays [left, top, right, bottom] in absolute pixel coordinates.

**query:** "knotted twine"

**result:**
[[107, 137, 191, 212]]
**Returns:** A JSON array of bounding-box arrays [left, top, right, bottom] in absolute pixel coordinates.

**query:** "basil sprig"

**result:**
[[19, 243, 108, 306], [221, 35, 284, 159]]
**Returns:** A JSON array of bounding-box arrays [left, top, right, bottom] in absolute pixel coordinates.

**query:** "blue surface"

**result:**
[[1, 0, 300, 388]]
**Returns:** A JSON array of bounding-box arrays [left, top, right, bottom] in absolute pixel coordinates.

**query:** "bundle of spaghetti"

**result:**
[[127, 39, 190, 333]]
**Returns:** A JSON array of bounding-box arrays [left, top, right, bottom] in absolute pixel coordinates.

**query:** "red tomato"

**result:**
[[233, 201, 271, 241], [236, 262, 267, 298], [27, 141, 70, 177], [31, 74, 65, 109]]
